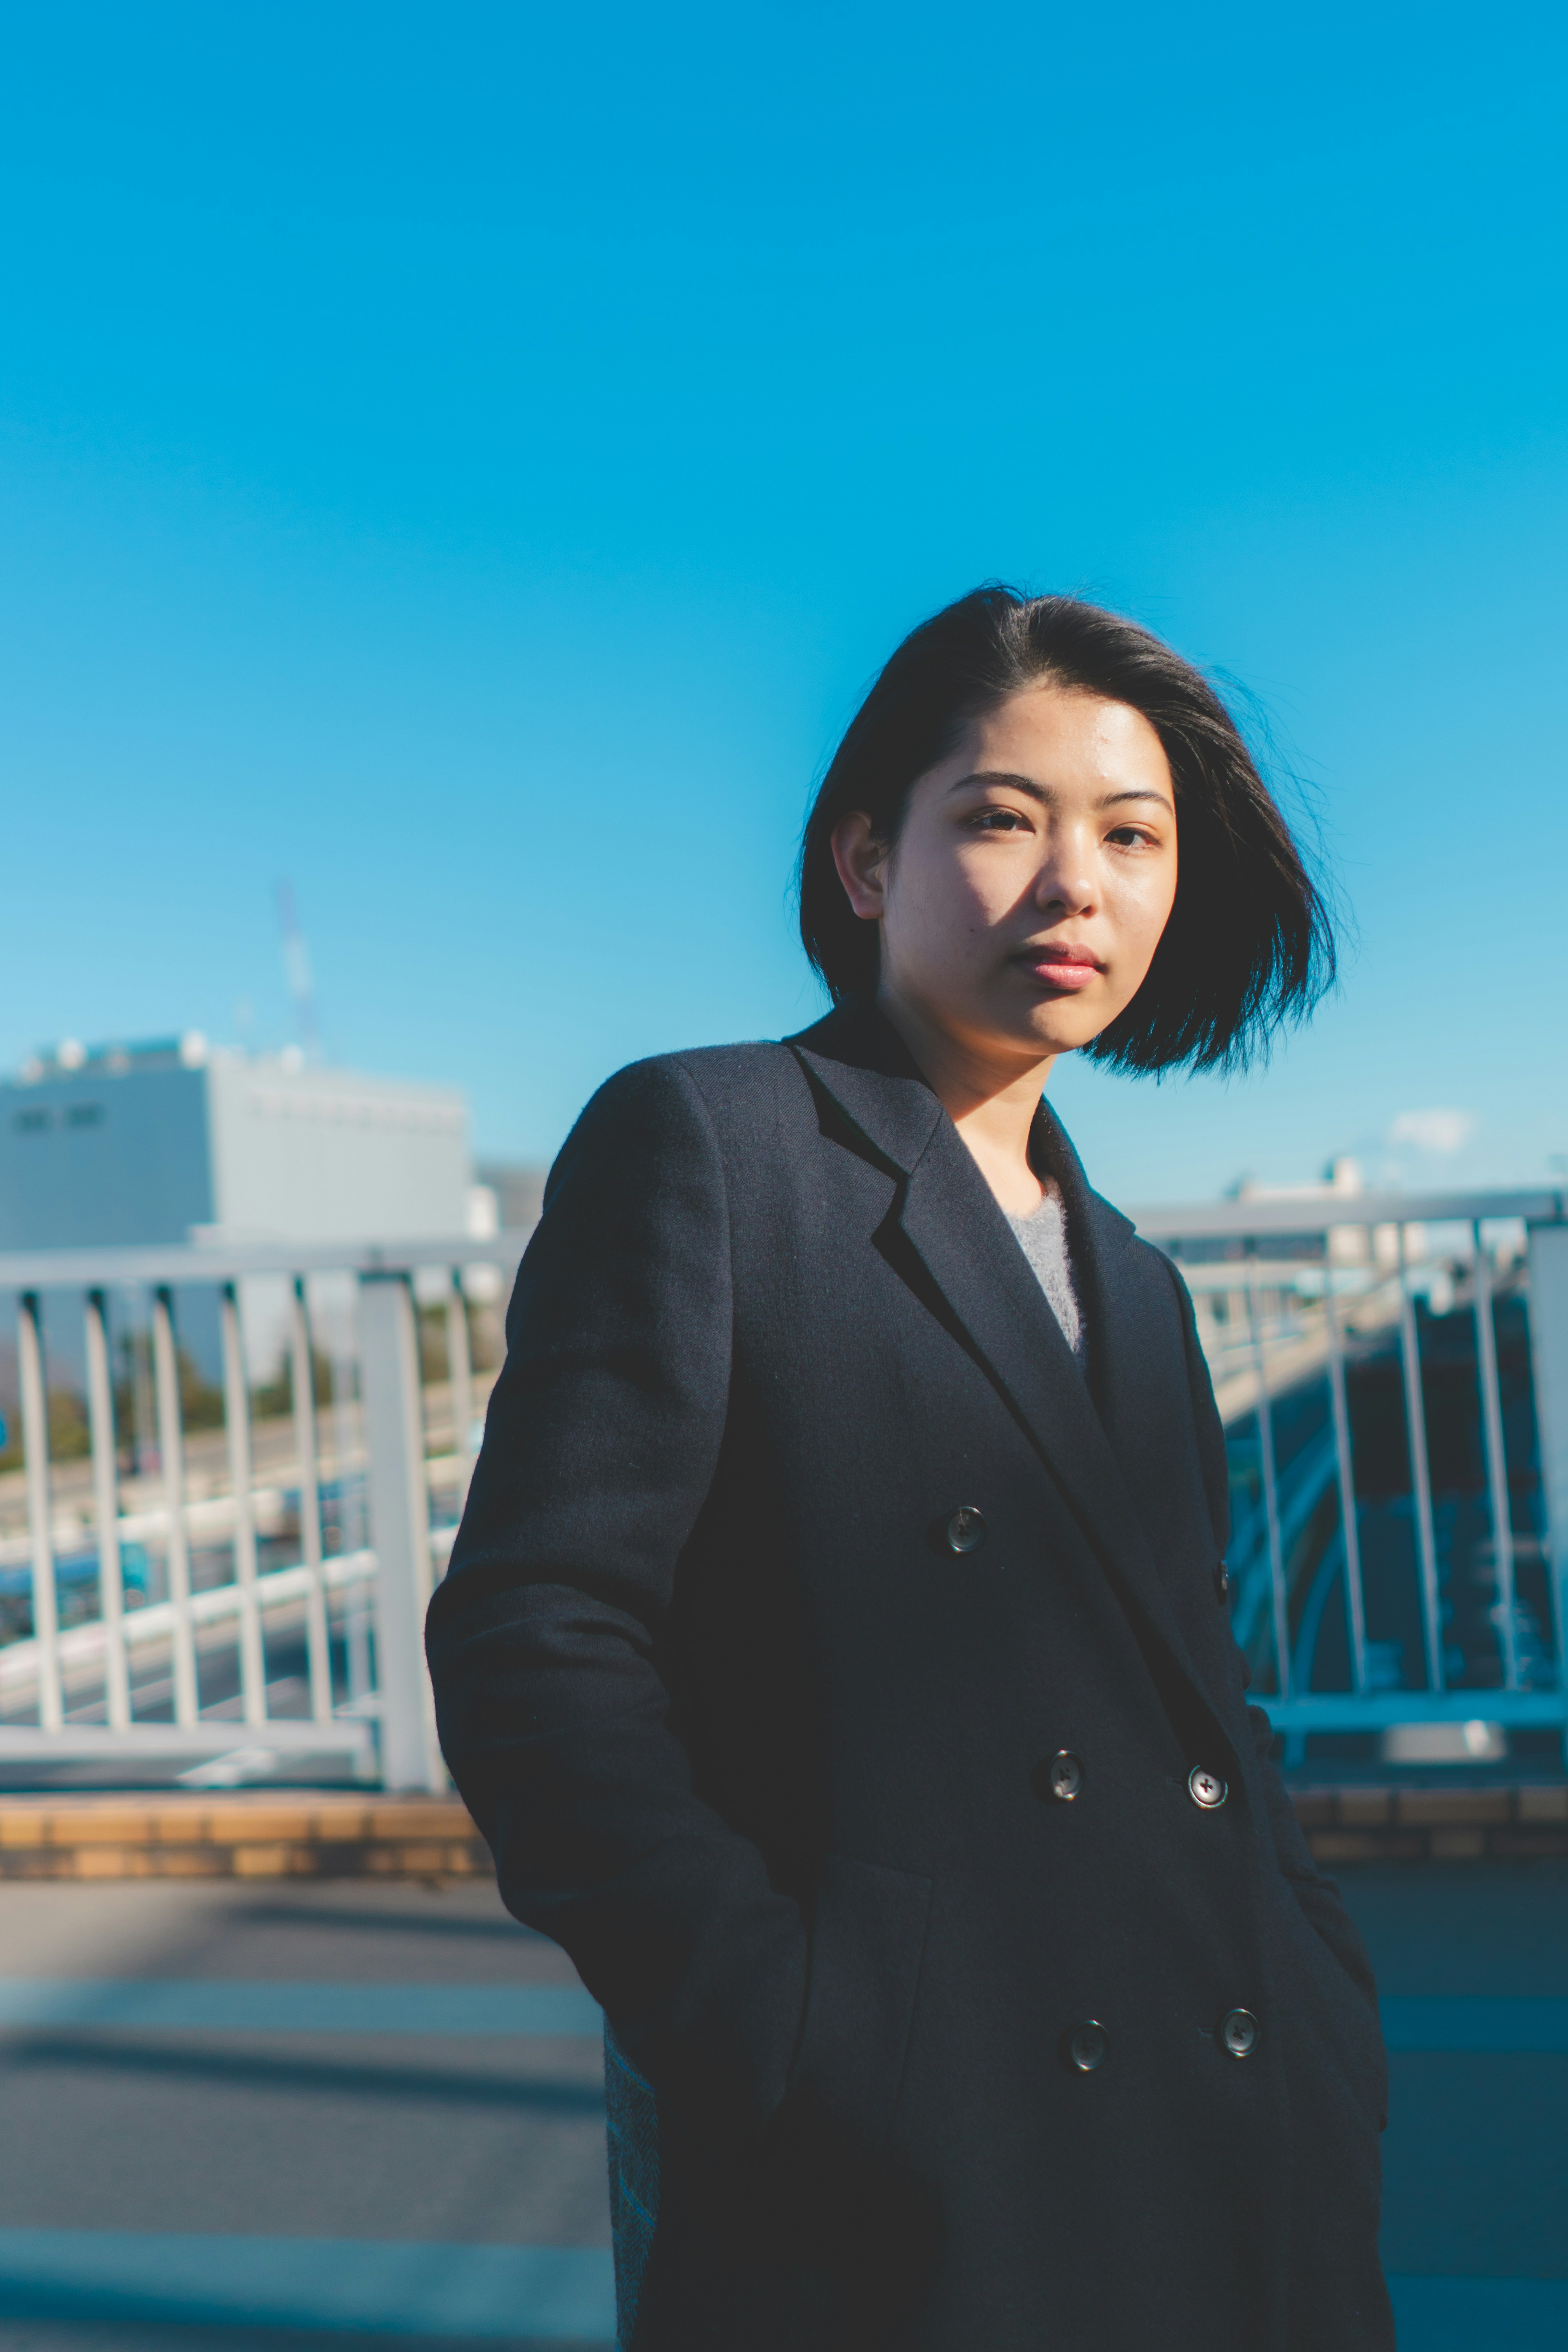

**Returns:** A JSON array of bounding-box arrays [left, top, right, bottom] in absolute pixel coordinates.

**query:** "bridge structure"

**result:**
[[0, 1229, 528, 1794], [0, 1186, 1563, 1791], [1136, 1185, 1568, 1769], [0, 1205, 1564, 2352]]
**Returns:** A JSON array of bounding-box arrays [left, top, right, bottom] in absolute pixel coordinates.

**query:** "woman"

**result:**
[[427, 588, 1392, 2350]]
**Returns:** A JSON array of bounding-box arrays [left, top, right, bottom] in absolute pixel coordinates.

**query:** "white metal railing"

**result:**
[[4, 1188, 1566, 1782], [0, 1234, 528, 1792], [1129, 1187, 1568, 1756]]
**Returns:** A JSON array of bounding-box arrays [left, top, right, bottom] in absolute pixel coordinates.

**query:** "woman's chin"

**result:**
[[1007, 1003, 1109, 1059]]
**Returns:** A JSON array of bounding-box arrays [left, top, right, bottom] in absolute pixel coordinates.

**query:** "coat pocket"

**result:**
[[788, 1853, 933, 2151], [1276, 1880, 1390, 2134]]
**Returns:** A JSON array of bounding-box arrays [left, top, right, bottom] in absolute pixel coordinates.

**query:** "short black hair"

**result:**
[[797, 585, 1335, 1075]]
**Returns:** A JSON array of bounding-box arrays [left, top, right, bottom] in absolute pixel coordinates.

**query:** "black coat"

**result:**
[[428, 999, 1392, 2352]]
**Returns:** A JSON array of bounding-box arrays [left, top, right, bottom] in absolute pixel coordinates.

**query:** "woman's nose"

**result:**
[[1032, 851, 1096, 915]]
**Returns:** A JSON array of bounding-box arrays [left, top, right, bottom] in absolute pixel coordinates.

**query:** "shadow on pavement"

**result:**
[[0, 2326, 609, 2352], [0, 2036, 604, 2116]]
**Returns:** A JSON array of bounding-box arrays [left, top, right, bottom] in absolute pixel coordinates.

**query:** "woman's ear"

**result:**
[[831, 811, 888, 921]]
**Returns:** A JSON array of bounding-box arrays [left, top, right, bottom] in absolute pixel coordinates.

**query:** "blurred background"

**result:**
[[2, 0, 1565, 1194], [0, 4, 1564, 2348]]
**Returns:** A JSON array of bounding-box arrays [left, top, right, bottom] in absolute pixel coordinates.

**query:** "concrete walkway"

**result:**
[[1345, 1861, 1568, 2347], [0, 1877, 611, 2350], [0, 1862, 1560, 2347]]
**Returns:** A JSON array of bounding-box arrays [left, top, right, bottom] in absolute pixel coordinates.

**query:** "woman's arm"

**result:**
[[426, 1056, 809, 2138], [1164, 1257, 1380, 2013]]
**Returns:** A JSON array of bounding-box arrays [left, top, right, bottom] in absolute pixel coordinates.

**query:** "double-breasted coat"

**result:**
[[426, 998, 1394, 2351]]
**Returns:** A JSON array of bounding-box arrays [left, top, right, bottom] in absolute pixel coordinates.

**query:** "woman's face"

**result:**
[[833, 683, 1179, 1067]]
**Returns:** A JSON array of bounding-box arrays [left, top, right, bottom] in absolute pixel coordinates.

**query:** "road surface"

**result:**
[[0, 1860, 1560, 2348]]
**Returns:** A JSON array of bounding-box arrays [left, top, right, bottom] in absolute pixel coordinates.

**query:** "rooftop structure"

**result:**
[[0, 1035, 470, 1252]]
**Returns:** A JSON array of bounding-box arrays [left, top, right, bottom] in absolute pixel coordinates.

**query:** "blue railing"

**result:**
[[1128, 1187, 1568, 1764]]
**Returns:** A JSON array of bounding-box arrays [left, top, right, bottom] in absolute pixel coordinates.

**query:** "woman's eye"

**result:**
[[970, 808, 1029, 833], [1107, 826, 1151, 848]]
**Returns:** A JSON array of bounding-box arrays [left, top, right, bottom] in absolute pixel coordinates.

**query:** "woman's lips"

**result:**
[[1016, 949, 1103, 991]]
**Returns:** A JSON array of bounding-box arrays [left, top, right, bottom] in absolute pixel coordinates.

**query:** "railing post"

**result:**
[[1322, 1280, 1369, 1697], [1471, 1226, 1520, 1690], [445, 1271, 476, 1509], [220, 1285, 267, 1726], [1246, 1266, 1291, 1699], [357, 1272, 443, 1792], [151, 1287, 200, 1726], [1526, 1221, 1568, 1756], [329, 1331, 372, 1706], [288, 1280, 334, 1724], [1396, 1228, 1445, 1694], [83, 1290, 132, 1730], [16, 1294, 63, 1733]]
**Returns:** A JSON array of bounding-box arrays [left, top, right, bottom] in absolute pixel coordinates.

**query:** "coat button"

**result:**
[[1219, 2007, 1260, 2058], [1065, 2020, 1109, 2072], [1033, 1750, 1083, 1804], [943, 1506, 987, 1555], [1214, 1560, 1231, 1604], [1188, 1766, 1228, 1809]]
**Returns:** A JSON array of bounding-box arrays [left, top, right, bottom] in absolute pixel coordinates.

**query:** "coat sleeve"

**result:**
[[1165, 1258, 1381, 2015], [425, 1056, 809, 2138]]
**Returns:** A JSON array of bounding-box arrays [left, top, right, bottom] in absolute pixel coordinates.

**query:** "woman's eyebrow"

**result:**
[[944, 768, 1047, 799], [1098, 786, 1175, 813], [946, 771, 1174, 816]]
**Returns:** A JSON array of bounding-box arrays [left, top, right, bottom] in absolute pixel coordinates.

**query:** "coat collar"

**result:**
[[788, 998, 1227, 1746], [784, 995, 947, 1176]]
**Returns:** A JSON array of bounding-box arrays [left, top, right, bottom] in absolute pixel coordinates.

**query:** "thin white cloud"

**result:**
[[1388, 1108, 1477, 1156]]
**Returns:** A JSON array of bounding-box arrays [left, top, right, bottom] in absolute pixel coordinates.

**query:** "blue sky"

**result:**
[[1, 2, 1564, 1203]]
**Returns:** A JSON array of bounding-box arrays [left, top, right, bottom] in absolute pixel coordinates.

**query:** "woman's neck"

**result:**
[[875, 986, 1055, 1218]]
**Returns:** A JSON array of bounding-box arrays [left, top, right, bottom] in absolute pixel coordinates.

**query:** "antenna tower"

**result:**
[[275, 879, 320, 1057]]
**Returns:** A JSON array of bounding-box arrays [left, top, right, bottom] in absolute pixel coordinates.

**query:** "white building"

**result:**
[[0, 1034, 470, 1252]]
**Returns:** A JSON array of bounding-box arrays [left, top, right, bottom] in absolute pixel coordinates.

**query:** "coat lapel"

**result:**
[[788, 1003, 1222, 1725], [1035, 1101, 1222, 1586], [1033, 1099, 1175, 1492]]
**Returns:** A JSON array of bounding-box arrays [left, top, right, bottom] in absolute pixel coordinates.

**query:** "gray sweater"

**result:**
[[1005, 1180, 1085, 1365]]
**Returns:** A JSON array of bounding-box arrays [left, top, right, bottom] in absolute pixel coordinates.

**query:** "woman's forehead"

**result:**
[[941, 685, 1172, 787]]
